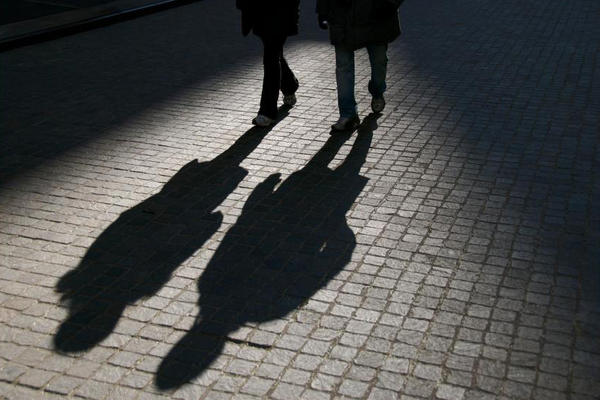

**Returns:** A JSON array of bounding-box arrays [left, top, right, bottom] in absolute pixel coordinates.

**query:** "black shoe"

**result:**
[[283, 94, 297, 106], [252, 114, 274, 127], [371, 96, 385, 113], [331, 114, 360, 132]]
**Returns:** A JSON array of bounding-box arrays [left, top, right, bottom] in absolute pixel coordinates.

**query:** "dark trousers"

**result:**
[[258, 34, 299, 119]]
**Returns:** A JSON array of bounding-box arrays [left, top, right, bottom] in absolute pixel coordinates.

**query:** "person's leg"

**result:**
[[258, 35, 284, 119], [280, 50, 299, 96], [366, 43, 388, 98], [334, 45, 357, 118]]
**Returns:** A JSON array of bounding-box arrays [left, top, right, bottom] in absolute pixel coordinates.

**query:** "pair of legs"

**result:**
[[258, 34, 299, 120], [335, 43, 388, 118]]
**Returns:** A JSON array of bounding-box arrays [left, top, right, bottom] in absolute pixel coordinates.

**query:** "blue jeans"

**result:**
[[335, 43, 388, 118]]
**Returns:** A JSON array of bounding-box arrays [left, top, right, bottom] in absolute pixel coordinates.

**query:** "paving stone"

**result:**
[[301, 389, 331, 400], [376, 371, 404, 391], [0, 363, 28, 382], [213, 375, 245, 393], [404, 377, 436, 398], [74, 380, 115, 399], [503, 381, 533, 399], [107, 385, 142, 399], [45, 375, 86, 395], [533, 388, 567, 400], [476, 375, 503, 392], [319, 359, 348, 376], [121, 370, 153, 389], [255, 364, 284, 380], [338, 379, 370, 398], [271, 382, 304, 400], [65, 358, 101, 379], [446, 370, 473, 388], [436, 384, 466, 400], [240, 376, 275, 396], [413, 363, 442, 382], [310, 373, 339, 392], [368, 387, 399, 400], [17, 368, 56, 389]]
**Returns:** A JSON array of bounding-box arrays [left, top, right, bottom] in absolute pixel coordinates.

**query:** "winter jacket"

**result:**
[[236, 0, 300, 38], [316, 0, 402, 50]]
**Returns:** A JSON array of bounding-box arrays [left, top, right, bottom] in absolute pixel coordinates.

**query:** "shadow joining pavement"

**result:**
[[155, 115, 379, 390]]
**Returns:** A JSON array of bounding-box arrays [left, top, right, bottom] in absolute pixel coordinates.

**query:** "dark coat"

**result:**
[[316, 0, 402, 50], [236, 0, 300, 38]]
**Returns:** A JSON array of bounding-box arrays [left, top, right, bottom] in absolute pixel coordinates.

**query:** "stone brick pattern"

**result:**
[[1, 0, 599, 399]]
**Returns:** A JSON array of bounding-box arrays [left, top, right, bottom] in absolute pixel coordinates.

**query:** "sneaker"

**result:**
[[283, 93, 297, 106], [331, 114, 360, 132], [252, 114, 274, 127], [371, 96, 385, 113]]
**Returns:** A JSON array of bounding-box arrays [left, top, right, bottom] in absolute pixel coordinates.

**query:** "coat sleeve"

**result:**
[[316, 0, 330, 16], [382, 0, 404, 7]]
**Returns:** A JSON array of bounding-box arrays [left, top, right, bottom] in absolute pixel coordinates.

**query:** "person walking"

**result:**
[[316, 0, 403, 131], [237, 0, 300, 127]]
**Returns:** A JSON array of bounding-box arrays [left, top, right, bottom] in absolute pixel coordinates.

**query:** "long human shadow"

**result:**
[[53, 109, 288, 352], [154, 115, 379, 389]]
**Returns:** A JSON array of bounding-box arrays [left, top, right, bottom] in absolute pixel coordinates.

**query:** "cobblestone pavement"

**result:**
[[1, 0, 599, 399]]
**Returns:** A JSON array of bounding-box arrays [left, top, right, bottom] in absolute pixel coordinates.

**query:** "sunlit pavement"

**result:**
[[1, 1, 599, 399]]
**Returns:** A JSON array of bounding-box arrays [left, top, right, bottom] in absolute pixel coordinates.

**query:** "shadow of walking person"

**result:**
[[155, 114, 379, 390], [53, 109, 290, 353]]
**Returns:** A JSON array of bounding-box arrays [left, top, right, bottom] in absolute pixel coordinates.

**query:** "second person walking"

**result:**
[[317, 0, 403, 131], [236, 0, 300, 127]]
